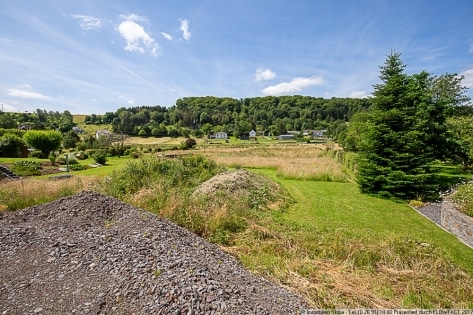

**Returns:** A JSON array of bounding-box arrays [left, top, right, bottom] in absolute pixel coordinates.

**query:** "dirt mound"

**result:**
[[0, 191, 306, 314], [192, 169, 278, 198]]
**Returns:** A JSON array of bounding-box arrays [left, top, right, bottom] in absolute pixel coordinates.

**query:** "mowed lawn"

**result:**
[[279, 177, 473, 272], [241, 168, 473, 308]]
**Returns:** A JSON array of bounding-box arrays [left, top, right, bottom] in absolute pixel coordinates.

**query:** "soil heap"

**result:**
[[0, 191, 306, 314]]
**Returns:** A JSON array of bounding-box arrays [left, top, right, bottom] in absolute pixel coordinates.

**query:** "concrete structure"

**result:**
[[441, 200, 473, 249]]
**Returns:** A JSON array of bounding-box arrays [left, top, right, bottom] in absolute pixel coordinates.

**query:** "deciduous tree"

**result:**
[[24, 130, 63, 158]]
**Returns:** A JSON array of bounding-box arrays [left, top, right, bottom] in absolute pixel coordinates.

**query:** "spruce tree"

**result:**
[[356, 52, 438, 200]]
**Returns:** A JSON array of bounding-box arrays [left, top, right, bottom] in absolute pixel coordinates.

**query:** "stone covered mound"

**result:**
[[0, 191, 306, 314], [193, 169, 278, 198]]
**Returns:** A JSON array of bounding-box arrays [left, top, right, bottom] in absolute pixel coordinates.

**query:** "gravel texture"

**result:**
[[0, 191, 307, 314], [415, 202, 442, 225]]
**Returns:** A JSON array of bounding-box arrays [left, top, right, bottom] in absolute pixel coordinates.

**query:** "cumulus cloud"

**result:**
[[350, 90, 369, 98], [73, 14, 103, 31], [460, 68, 473, 88], [262, 76, 324, 95], [6, 85, 50, 100], [117, 14, 160, 57], [179, 19, 191, 40], [160, 32, 173, 41], [255, 68, 276, 81]]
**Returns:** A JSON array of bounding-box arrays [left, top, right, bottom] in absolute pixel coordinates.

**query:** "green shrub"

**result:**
[[93, 150, 108, 165], [49, 152, 57, 165], [10, 160, 42, 176], [57, 154, 79, 165], [130, 150, 142, 159], [0, 133, 26, 157], [76, 142, 87, 152], [69, 164, 87, 171], [30, 150, 43, 158], [181, 138, 197, 150], [98, 154, 223, 197]]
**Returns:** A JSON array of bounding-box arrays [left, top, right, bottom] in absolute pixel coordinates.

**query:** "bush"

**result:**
[[130, 150, 142, 159], [76, 143, 87, 152], [30, 150, 43, 158], [57, 154, 79, 165], [10, 160, 42, 176], [93, 150, 108, 165], [49, 152, 57, 165], [0, 133, 26, 157], [69, 164, 87, 171], [181, 138, 197, 150]]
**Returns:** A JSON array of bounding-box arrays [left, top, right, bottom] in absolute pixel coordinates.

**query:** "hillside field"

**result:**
[[1, 144, 473, 308]]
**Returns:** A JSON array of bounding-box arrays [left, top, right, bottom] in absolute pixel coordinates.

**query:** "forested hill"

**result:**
[[104, 95, 372, 137]]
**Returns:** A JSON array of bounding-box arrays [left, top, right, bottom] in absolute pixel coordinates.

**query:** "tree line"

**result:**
[[1, 51, 472, 201]]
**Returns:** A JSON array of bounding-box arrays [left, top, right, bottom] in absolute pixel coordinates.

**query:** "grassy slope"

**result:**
[[242, 169, 473, 308], [279, 176, 473, 273]]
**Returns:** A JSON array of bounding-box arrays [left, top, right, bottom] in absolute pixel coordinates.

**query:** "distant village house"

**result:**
[[95, 130, 112, 139], [215, 131, 228, 139], [278, 134, 295, 141]]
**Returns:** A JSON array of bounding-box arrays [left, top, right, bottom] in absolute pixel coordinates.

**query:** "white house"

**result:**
[[215, 131, 228, 139], [249, 130, 257, 138]]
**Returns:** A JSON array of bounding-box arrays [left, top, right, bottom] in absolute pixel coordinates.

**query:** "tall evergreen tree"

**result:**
[[356, 52, 439, 200]]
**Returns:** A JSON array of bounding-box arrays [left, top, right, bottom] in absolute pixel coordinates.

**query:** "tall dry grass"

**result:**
[[0, 176, 98, 211], [202, 144, 351, 182]]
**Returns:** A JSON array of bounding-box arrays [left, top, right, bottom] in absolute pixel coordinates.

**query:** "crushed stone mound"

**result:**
[[192, 169, 278, 198], [0, 191, 306, 314]]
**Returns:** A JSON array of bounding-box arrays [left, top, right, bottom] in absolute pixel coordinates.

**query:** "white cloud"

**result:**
[[179, 19, 191, 41], [117, 14, 160, 57], [262, 76, 324, 95], [73, 14, 102, 31], [350, 90, 369, 98], [119, 96, 136, 105], [161, 32, 173, 41], [6, 85, 50, 100], [255, 68, 276, 81], [460, 68, 473, 88]]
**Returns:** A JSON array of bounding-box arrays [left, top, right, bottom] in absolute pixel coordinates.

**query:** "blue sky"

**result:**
[[1, 0, 472, 114]]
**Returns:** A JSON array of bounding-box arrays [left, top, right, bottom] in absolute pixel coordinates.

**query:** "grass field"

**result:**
[[1, 144, 473, 308], [238, 169, 473, 307]]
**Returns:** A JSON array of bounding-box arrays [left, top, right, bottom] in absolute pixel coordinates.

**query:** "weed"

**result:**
[[152, 269, 162, 277], [449, 182, 473, 217]]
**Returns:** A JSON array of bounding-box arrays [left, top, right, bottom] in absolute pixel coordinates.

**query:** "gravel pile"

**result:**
[[0, 191, 307, 314], [192, 169, 277, 198]]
